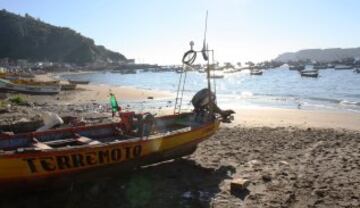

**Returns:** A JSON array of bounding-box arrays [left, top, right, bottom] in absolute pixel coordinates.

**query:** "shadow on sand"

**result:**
[[1, 159, 235, 208]]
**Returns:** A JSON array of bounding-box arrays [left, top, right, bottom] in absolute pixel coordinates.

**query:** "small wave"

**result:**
[[339, 100, 360, 106], [306, 97, 341, 104], [240, 91, 253, 98]]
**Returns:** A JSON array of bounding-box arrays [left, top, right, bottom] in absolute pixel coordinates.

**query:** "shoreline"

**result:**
[[1, 72, 359, 131]]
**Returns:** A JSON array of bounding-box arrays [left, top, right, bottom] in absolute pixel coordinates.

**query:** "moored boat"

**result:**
[[300, 70, 319, 78], [334, 65, 353, 70], [250, 69, 263, 75], [0, 78, 61, 95], [289, 65, 305, 71]]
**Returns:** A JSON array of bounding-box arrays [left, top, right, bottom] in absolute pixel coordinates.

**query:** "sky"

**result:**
[[1, 0, 360, 65]]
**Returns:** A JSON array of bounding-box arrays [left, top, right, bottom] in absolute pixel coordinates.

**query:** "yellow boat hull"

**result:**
[[0, 120, 220, 188]]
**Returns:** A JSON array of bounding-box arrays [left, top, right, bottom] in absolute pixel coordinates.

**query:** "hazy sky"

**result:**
[[1, 0, 360, 64]]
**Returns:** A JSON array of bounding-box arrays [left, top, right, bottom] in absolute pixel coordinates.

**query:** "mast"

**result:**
[[203, 11, 213, 116]]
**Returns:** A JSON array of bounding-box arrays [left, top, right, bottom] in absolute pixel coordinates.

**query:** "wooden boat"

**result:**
[[60, 83, 77, 91], [0, 78, 61, 95], [0, 23, 235, 189], [0, 72, 35, 80], [12, 79, 60, 86], [68, 80, 90, 85], [0, 112, 225, 188]]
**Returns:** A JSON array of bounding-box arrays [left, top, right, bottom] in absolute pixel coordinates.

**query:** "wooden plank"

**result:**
[[33, 142, 52, 150]]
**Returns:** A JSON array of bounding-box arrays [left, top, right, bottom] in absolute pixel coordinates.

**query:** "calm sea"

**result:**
[[61, 68, 360, 112]]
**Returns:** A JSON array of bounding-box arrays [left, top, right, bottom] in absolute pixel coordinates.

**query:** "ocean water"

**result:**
[[61, 68, 360, 112]]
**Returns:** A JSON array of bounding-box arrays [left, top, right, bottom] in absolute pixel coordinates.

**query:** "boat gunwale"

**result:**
[[0, 114, 217, 159]]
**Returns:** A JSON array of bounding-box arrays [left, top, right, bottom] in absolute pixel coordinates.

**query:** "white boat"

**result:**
[[0, 78, 61, 95], [209, 69, 224, 79], [250, 69, 263, 75], [334, 65, 353, 70], [300, 70, 319, 78]]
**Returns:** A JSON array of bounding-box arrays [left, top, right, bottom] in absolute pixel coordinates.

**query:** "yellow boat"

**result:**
[[0, 111, 229, 188], [0, 27, 234, 189]]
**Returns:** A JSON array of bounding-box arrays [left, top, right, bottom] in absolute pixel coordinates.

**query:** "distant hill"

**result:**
[[0, 9, 126, 64], [275, 47, 360, 63]]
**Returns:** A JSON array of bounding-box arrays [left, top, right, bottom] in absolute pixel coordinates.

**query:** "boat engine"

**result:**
[[192, 88, 235, 123]]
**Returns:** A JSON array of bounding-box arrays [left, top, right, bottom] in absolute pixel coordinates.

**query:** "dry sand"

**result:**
[[1, 127, 359, 208]]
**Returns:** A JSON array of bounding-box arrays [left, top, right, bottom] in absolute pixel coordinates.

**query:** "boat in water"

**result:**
[[300, 69, 319, 78], [289, 65, 305, 71], [0, 19, 234, 189], [334, 65, 353, 70], [250, 69, 263, 75], [0, 78, 61, 95]]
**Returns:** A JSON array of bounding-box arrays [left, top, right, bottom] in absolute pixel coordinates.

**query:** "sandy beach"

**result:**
[[0, 79, 359, 208]]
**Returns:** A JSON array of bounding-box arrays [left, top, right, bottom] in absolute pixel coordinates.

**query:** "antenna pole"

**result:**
[[203, 11, 213, 117]]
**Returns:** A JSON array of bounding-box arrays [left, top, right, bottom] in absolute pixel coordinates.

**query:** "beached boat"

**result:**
[[0, 72, 35, 80], [68, 80, 90, 85], [0, 20, 234, 188], [0, 78, 61, 95], [0, 112, 226, 188], [12, 79, 60, 86], [60, 83, 77, 91]]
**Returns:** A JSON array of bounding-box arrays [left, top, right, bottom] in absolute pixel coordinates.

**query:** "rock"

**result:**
[[230, 178, 250, 192], [262, 174, 272, 182], [313, 189, 327, 198], [279, 160, 289, 166]]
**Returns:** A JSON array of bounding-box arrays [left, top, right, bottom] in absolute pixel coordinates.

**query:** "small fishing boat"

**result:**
[[68, 80, 90, 85], [289, 65, 305, 71], [250, 69, 263, 75], [0, 14, 234, 189], [0, 78, 61, 95], [0, 72, 36, 80], [300, 70, 319, 78], [313, 65, 328, 70], [12, 79, 60, 86], [60, 83, 77, 91], [334, 65, 353, 70]]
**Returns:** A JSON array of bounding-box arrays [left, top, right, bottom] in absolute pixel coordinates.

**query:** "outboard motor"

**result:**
[[192, 88, 235, 123]]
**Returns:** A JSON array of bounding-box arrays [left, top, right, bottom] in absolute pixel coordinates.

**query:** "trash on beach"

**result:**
[[230, 178, 250, 192], [36, 112, 64, 131]]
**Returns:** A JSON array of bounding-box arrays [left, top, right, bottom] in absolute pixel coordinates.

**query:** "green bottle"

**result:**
[[110, 93, 119, 113]]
